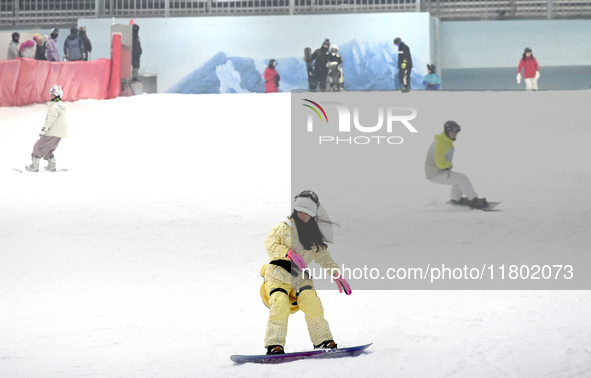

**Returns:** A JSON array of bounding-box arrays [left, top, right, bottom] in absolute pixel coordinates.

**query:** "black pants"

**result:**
[[400, 68, 411, 91], [311, 72, 328, 92], [308, 73, 317, 91]]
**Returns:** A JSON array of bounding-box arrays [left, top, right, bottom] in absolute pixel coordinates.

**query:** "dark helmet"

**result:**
[[427, 64, 436, 72], [524, 47, 532, 53], [444, 121, 461, 133], [393, 37, 402, 45]]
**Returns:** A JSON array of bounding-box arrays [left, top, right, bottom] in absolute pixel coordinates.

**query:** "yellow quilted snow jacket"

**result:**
[[262, 217, 339, 285]]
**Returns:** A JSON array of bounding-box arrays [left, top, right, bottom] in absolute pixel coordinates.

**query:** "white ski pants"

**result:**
[[429, 170, 477, 201], [525, 78, 538, 91]]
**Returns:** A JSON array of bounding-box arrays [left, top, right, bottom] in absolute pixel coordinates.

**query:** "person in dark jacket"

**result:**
[[63, 27, 84, 61], [310, 39, 331, 92], [394, 37, 412, 92], [78, 26, 92, 61], [132, 24, 143, 82], [34, 35, 48, 60]]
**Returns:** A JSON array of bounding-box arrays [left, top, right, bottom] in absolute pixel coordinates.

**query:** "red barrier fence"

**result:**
[[108, 33, 122, 100], [0, 34, 122, 107]]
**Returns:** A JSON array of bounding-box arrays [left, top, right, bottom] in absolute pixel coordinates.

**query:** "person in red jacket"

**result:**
[[264, 59, 280, 93], [517, 47, 540, 91]]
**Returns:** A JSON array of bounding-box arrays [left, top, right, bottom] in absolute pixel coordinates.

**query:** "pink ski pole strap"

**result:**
[[333, 274, 352, 295]]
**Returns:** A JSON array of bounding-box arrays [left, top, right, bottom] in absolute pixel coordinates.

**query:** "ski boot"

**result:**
[[314, 340, 338, 350], [25, 156, 40, 172], [46, 157, 57, 172], [470, 197, 489, 210], [266, 345, 285, 355], [450, 197, 471, 206]]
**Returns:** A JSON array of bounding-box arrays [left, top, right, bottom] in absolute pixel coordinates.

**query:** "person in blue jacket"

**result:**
[[63, 27, 84, 61], [423, 64, 441, 90]]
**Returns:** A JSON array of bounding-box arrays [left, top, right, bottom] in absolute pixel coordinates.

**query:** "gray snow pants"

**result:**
[[429, 170, 478, 201], [32, 136, 61, 159]]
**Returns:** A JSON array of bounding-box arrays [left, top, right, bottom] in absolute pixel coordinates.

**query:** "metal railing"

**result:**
[[1, 1, 97, 28], [1, 0, 590, 28], [103, 0, 418, 16], [423, 0, 591, 20]]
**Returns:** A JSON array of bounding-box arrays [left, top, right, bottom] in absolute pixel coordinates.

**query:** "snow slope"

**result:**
[[0, 93, 590, 377]]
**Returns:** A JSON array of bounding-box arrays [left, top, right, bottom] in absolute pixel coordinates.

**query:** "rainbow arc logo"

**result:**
[[302, 99, 328, 123]]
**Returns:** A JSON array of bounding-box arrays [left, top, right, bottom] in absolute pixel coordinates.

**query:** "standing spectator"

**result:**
[[264, 59, 280, 93], [25, 85, 68, 172], [131, 24, 143, 82], [63, 27, 84, 61], [7, 32, 20, 60], [19, 37, 36, 59], [310, 39, 331, 92], [327, 45, 344, 91], [394, 37, 412, 92], [517, 47, 540, 91], [34, 35, 48, 60], [47, 29, 60, 62], [423, 64, 441, 90], [78, 26, 92, 61]]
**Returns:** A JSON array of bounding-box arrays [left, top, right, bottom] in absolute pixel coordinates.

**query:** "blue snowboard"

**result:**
[[230, 343, 372, 364]]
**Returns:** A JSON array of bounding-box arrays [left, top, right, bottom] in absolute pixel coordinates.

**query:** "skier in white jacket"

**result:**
[[25, 85, 68, 172]]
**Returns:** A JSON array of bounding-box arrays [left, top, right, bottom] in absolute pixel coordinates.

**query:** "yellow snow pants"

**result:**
[[262, 279, 334, 348]]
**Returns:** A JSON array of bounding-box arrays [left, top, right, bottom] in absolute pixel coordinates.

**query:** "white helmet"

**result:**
[[49, 85, 63, 98], [330, 45, 338, 53]]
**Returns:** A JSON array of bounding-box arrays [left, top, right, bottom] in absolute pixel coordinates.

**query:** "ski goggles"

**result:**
[[295, 190, 319, 205]]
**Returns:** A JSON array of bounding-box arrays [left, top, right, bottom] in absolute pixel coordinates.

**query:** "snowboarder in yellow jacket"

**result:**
[[260, 190, 351, 355], [425, 121, 488, 209]]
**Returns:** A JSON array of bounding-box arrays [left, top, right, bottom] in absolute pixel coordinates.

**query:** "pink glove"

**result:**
[[287, 249, 306, 270], [333, 273, 352, 295]]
